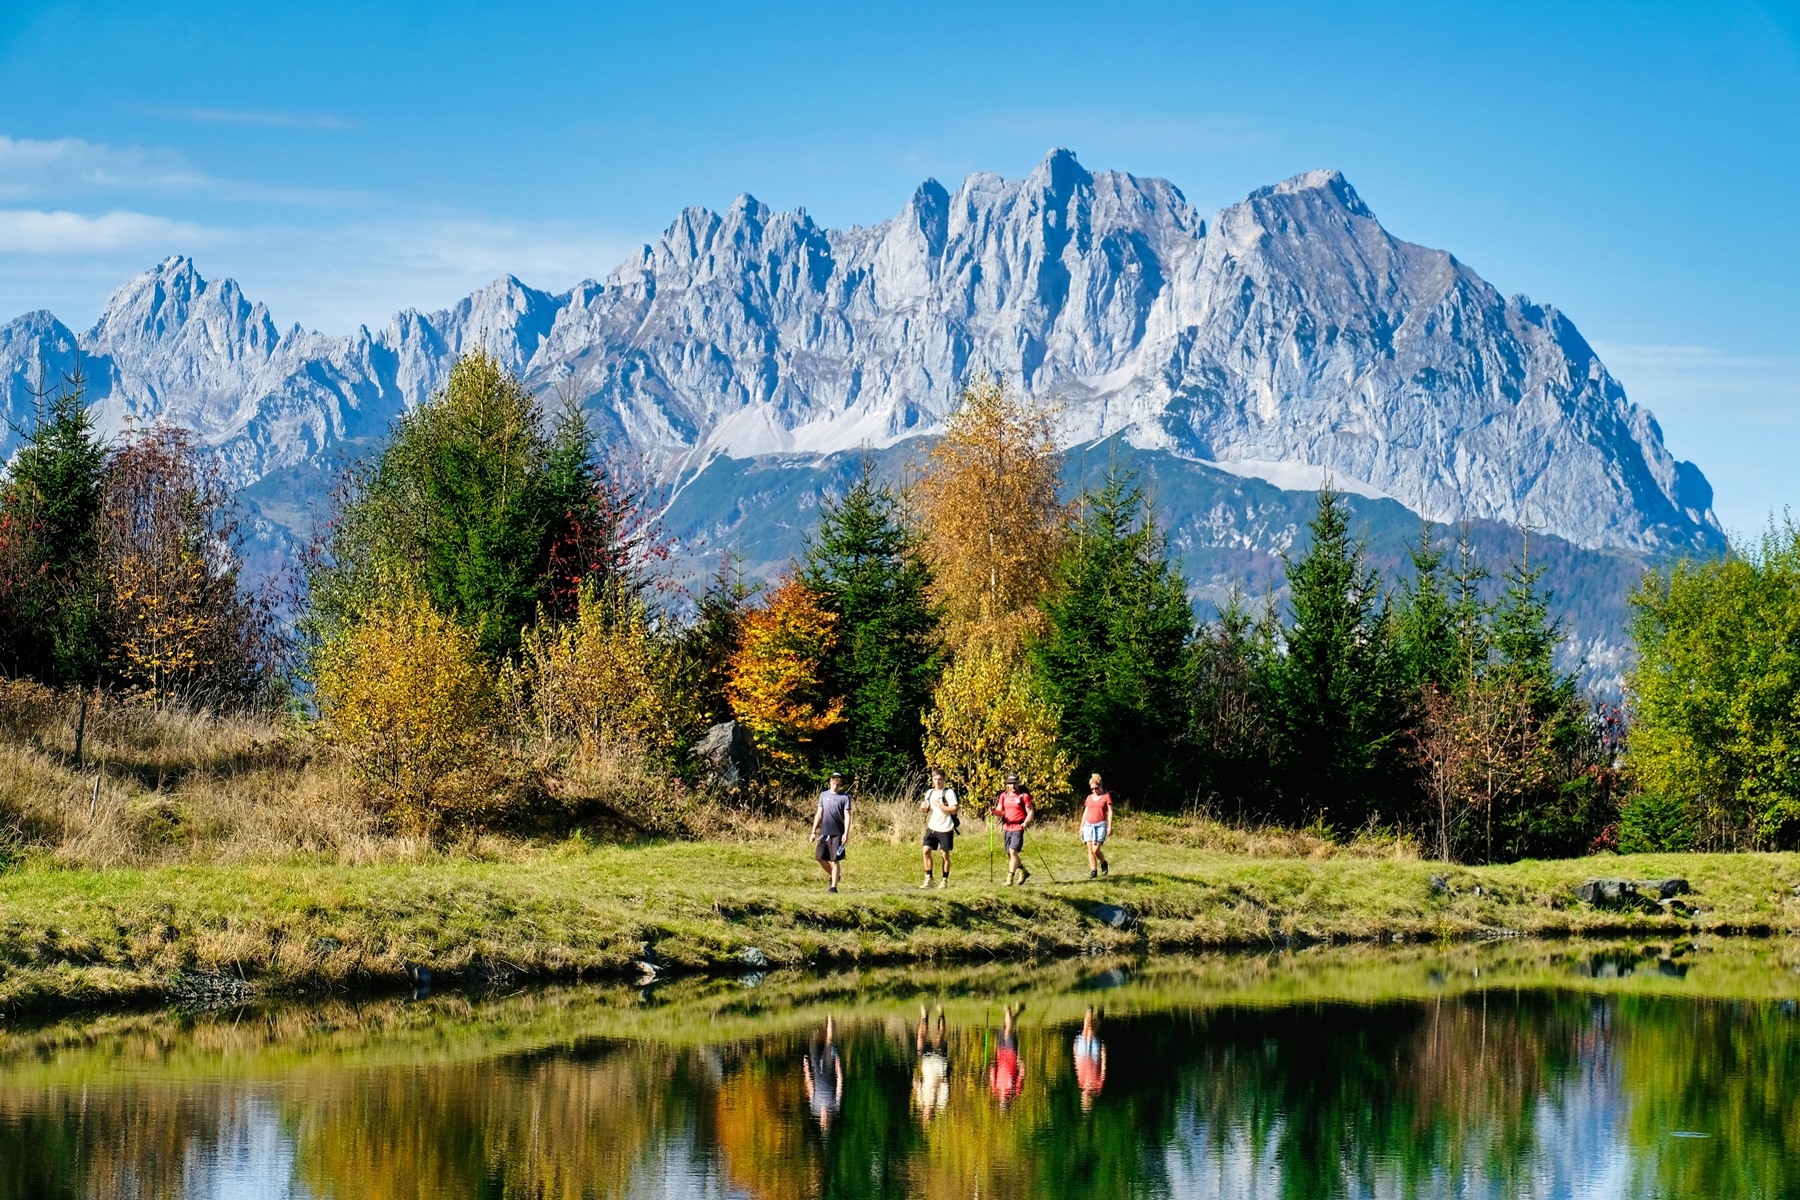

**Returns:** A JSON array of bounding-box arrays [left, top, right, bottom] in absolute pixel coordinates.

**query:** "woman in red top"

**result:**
[[1080, 773, 1113, 879]]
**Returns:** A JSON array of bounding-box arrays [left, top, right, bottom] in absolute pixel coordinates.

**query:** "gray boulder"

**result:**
[[695, 720, 759, 790], [1084, 902, 1136, 930]]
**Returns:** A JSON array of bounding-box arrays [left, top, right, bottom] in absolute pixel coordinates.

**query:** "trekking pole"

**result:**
[[986, 810, 995, 887], [1032, 839, 1061, 885]]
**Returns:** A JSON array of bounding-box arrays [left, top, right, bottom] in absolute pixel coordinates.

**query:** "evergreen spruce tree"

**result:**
[[1183, 591, 1278, 815], [1268, 488, 1407, 830], [311, 354, 623, 660], [1392, 523, 1459, 694], [681, 552, 757, 728], [1487, 533, 1592, 859], [0, 370, 110, 687], [801, 464, 942, 785], [1033, 467, 1194, 803]]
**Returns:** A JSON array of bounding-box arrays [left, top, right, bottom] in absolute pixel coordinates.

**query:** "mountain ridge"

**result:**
[[0, 149, 1721, 566]]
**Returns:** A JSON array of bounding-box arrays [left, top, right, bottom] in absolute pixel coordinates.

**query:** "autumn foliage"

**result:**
[[312, 585, 510, 831], [724, 577, 845, 780]]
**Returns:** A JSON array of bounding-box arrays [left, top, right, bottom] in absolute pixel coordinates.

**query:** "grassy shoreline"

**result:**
[[2, 833, 1796, 1017]]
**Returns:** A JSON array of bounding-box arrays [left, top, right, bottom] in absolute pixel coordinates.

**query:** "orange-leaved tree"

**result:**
[[911, 375, 1065, 652], [724, 575, 844, 782]]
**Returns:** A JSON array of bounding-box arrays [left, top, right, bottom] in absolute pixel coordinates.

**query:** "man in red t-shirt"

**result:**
[[994, 773, 1035, 886]]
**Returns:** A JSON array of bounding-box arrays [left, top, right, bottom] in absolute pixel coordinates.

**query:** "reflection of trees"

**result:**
[[1620, 997, 1800, 1200], [3, 990, 1798, 1199], [0, 1088, 246, 1200], [1168, 996, 1596, 1200], [285, 1042, 700, 1200]]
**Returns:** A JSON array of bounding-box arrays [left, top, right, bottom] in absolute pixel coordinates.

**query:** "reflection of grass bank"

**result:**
[[5, 940, 1800, 1093], [1, 836, 1797, 1014]]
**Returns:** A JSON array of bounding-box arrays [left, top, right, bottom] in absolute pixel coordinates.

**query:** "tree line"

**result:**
[[2, 356, 1794, 859]]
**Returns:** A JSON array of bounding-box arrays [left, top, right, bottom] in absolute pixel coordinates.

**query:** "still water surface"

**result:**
[[2, 943, 1797, 1199]]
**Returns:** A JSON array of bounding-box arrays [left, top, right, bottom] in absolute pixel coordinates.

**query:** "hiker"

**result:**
[[988, 1003, 1024, 1108], [919, 767, 959, 888], [915, 1003, 950, 1122], [802, 1014, 843, 1131], [1073, 1005, 1107, 1112], [1080, 773, 1113, 879], [810, 772, 851, 893], [994, 773, 1035, 886]]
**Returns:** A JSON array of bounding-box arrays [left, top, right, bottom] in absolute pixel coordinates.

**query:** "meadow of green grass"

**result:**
[[2, 823, 1796, 1015]]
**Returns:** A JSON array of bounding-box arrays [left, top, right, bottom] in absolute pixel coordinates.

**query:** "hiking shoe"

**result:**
[[1089, 869, 1097, 880], [918, 877, 934, 889], [936, 877, 949, 889], [828, 886, 838, 893], [1017, 868, 1032, 885], [1101, 860, 1109, 877]]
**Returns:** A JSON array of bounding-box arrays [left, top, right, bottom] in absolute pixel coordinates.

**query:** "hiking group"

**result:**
[[809, 769, 1115, 892]]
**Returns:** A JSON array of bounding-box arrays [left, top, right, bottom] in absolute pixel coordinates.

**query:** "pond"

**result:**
[[2, 940, 1797, 1199]]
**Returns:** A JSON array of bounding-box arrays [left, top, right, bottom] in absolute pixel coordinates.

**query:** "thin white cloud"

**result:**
[[130, 105, 355, 130], [0, 135, 207, 199], [0, 208, 217, 254], [0, 134, 370, 208]]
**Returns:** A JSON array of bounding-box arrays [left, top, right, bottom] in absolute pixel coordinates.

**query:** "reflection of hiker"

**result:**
[[1073, 1005, 1107, 1111], [995, 775, 1035, 886], [915, 1004, 950, 1121], [810, 772, 851, 893], [988, 1004, 1024, 1107], [803, 1015, 844, 1130], [920, 768, 959, 889], [1080, 774, 1113, 879]]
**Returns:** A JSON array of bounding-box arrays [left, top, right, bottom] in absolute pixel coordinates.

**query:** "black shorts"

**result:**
[[815, 835, 844, 862], [923, 830, 955, 853], [1003, 828, 1025, 851]]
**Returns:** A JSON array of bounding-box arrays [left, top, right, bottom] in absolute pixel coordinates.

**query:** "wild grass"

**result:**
[[1, 681, 1796, 1017]]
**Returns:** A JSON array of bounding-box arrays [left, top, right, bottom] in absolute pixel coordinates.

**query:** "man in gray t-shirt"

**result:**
[[810, 772, 852, 893]]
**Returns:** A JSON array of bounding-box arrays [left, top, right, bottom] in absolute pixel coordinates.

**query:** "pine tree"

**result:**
[[0, 370, 110, 687], [1392, 523, 1459, 694], [802, 464, 942, 785], [1183, 592, 1278, 815], [1267, 489, 1407, 830], [679, 552, 758, 728], [1033, 466, 1193, 803], [311, 354, 634, 660]]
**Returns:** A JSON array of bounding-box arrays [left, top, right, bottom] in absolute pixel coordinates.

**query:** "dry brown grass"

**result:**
[[0, 682, 1422, 870], [0, 682, 394, 868]]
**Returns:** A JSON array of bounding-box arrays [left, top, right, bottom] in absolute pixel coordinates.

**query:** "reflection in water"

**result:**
[[2, 958, 1798, 1199], [1074, 1005, 1106, 1111], [915, 1006, 949, 1123]]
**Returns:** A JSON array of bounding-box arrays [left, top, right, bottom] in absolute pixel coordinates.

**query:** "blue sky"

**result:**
[[0, 0, 1795, 534]]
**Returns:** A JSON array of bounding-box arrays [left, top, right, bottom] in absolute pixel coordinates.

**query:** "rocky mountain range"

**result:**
[[0, 149, 1725, 686]]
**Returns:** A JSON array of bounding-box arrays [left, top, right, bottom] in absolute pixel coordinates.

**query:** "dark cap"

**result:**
[[828, 771, 844, 781], [1004, 773, 1020, 784]]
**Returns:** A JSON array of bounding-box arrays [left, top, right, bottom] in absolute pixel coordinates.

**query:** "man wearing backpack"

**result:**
[[994, 773, 1035, 886], [919, 768, 959, 889]]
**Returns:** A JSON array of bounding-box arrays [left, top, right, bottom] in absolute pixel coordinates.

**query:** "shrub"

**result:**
[[313, 588, 513, 832], [516, 581, 696, 764], [922, 640, 1072, 809], [1616, 791, 1697, 854]]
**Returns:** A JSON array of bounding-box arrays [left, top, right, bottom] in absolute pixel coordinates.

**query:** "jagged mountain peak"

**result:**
[[0, 150, 1723, 559]]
